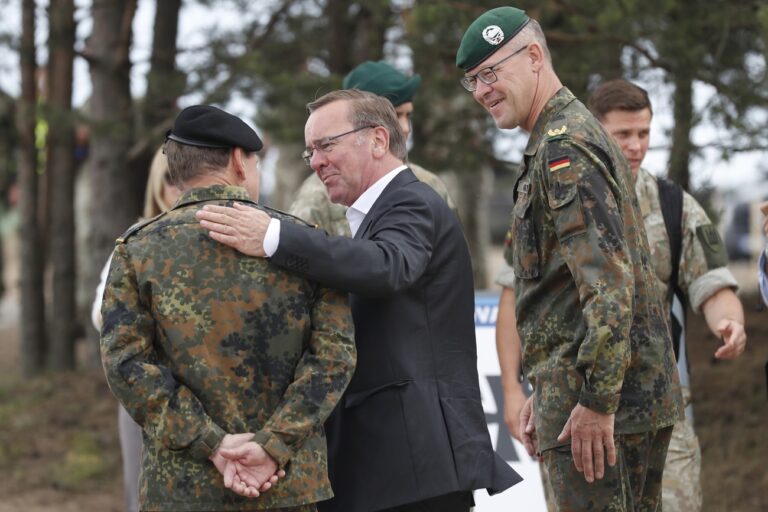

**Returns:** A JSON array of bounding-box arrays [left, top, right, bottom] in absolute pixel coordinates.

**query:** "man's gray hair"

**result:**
[[307, 89, 407, 160], [516, 19, 551, 64]]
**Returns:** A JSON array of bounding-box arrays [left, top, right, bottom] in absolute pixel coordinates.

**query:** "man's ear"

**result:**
[[371, 126, 389, 156], [231, 147, 247, 179], [529, 42, 545, 73]]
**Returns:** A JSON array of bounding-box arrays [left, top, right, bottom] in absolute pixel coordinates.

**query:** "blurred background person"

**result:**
[[91, 147, 180, 512], [759, 201, 768, 306]]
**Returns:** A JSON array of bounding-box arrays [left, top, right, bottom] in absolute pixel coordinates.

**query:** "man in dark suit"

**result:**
[[196, 89, 521, 512]]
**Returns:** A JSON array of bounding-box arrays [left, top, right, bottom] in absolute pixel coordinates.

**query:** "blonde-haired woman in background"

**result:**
[[91, 147, 180, 512], [142, 148, 180, 218]]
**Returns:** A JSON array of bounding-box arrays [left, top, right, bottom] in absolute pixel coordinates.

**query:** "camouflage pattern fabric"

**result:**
[[290, 163, 457, 236], [497, 167, 737, 309], [634, 167, 737, 315], [498, 168, 732, 511], [538, 461, 556, 512], [504, 87, 683, 454], [520, 392, 696, 512], [662, 387, 701, 512], [635, 168, 737, 512], [544, 426, 672, 512], [100, 185, 356, 511]]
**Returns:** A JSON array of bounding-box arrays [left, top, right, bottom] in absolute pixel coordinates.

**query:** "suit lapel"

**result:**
[[353, 168, 418, 240]]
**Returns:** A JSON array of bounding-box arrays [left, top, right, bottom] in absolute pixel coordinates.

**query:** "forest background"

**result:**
[[0, 1, 766, 511]]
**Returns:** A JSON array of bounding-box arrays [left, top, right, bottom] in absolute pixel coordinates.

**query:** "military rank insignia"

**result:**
[[547, 125, 567, 137], [548, 156, 570, 172]]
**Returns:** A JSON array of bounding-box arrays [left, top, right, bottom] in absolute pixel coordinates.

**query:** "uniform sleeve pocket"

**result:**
[[546, 178, 579, 210], [547, 180, 586, 242]]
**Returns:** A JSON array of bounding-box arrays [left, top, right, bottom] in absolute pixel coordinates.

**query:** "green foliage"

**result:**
[[179, 0, 766, 184], [407, 1, 500, 171], [185, 1, 394, 143]]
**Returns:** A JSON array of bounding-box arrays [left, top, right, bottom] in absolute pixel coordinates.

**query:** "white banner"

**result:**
[[473, 293, 547, 511]]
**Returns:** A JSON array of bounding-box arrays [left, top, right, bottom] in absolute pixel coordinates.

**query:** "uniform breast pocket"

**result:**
[[511, 194, 541, 279]]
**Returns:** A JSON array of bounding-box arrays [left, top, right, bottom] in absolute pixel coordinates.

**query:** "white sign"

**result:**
[[473, 293, 547, 511]]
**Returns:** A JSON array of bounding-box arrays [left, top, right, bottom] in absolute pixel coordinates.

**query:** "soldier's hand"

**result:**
[[196, 203, 270, 257], [218, 440, 284, 494], [557, 404, 616, 483], [504, 386, 527, 443], [210, 434, 262, 497], [714, 319, 746, 360], [520, 395, 539, 458]]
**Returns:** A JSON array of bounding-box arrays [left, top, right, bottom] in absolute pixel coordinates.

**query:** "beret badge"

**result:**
[[482, 25, 505, 45]]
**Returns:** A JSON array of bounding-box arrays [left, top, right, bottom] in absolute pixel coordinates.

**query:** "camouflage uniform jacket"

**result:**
[[635, 167, 737, 317], [497, 168, 738, 316], [505, 88, 683, 452], [289, 163, 457, 236], [100, 185, 356, 511]]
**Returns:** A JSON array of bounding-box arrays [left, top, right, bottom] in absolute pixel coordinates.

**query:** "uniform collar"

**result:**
[[174, 185, 253, 209], [524, 87, 577, 157]]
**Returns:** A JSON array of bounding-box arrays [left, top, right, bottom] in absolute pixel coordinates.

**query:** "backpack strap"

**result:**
[[657, 176, 686, 361]]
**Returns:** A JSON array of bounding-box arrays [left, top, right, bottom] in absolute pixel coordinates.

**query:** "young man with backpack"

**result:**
[[495, 79, 747, 511]]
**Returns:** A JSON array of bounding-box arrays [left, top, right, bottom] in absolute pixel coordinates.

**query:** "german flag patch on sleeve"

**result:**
[[548, 157, 570, 172]]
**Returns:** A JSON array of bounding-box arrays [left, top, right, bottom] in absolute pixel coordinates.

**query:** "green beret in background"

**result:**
[[456, 6, 530, 72], [343, 60, 421, 107]]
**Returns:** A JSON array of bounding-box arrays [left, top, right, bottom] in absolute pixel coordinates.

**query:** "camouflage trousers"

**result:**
[[661, 387, 702, 512], [542, 426, 673, 512]]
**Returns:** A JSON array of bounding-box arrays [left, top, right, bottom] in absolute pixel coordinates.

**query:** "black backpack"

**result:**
[[657, 177, 686, 362]]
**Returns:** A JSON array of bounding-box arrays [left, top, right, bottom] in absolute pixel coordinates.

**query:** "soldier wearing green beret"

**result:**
[[100, 105, 356, 511], [290, 60, 457, 237], [457, 7, 684, 511], [494, 80, 748, 511]]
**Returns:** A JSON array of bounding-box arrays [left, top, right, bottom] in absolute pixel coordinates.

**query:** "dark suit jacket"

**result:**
[[271, 169, 521, 512]]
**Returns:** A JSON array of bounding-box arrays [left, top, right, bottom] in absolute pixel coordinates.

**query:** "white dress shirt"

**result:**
[[263, 165, 407, 256]]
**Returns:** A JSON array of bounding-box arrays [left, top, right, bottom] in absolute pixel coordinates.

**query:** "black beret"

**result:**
[[166, 105, 263, 152]]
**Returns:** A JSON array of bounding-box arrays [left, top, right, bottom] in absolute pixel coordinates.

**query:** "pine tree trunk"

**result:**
[[47, 0, 77, 371], [130, 0, 183, 197], [17, 0, 47, 376], [143, 0, 182, 128], [668, 71, 694, 190], [324, 0, 353, 74], [85, 0, 137, 368]]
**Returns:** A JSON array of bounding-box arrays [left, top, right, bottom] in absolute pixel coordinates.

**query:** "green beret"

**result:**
[[456, 7, 530, 72], [343, 60, 421, 107], [167, 105, 263, 152]]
